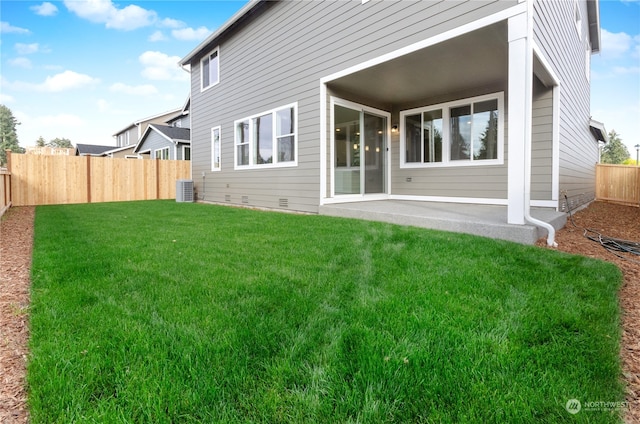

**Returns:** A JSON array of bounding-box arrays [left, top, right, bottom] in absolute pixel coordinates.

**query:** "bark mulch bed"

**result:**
[[0, 206, 33, 424], [0, 202, 638, 423]]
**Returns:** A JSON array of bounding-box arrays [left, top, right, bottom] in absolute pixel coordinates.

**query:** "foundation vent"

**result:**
[[241, 196, 249, 204], [225, 194, 231, 202], [279, 198, 289, 208]]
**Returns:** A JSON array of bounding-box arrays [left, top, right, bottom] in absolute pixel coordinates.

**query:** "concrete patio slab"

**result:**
[[319, 200, 567, 245]]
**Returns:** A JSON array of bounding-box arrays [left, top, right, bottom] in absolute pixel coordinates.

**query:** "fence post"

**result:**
[[6, 149, 12, 208], [86, 155, 92, 203]]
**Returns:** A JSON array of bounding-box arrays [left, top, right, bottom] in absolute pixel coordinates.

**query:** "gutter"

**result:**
[[523, 0, 557, 247]]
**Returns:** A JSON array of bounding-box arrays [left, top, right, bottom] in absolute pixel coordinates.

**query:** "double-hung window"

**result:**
[[400, 93, 503, 167], [234, 103, 297, 169], [201, 48, 219, 91]]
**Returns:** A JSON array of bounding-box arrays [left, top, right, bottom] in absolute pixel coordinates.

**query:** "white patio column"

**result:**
[[507, 12, 530, 225]]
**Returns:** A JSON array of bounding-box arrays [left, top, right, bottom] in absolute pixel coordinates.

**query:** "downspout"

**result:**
[[523, 0, 557, 247]]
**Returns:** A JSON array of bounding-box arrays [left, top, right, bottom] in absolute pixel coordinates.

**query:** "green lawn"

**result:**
[[28, 201, 624, 423]]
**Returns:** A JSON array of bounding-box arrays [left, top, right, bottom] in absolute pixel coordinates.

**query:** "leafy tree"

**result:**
[[600, 130, 630, 164], [48, 137, 73, 148], [0, 104, 25, 166], [36, 136, 47, 147]]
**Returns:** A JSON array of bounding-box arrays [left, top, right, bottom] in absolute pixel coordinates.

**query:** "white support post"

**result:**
[[507, 13, 529, 225]]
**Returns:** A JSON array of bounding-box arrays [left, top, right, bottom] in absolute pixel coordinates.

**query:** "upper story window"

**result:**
[[400, 92, 504, 168], [234, 103, 297, 169], [201, 48, 219, 91], [117, 132, 130, 147]]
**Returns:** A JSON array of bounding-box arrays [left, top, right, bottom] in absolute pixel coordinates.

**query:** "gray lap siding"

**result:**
[[189, 0, 520, 212]]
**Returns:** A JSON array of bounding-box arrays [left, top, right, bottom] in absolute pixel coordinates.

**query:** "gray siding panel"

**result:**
[[190, 0, 517, 213], [139, 131, 176, 160], [531, 76, 553, 200], [534, 0, 598, 209]]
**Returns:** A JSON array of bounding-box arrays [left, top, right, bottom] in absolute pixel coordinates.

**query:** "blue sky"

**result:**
[[1, 0, 247, 147], [1, 0, 639, 156]]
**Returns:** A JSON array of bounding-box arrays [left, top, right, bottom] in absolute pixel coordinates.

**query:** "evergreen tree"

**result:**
[[0, 105, 25, 166], [36, 136, 47, 147], [601, 130, 630, 164]]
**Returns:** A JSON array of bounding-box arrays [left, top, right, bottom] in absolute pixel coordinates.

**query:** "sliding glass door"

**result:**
[[334, 103, 386, 195]]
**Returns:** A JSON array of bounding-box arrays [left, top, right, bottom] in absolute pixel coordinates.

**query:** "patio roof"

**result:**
[[319, 200, 567, 245], [326, 21, 508, 107]]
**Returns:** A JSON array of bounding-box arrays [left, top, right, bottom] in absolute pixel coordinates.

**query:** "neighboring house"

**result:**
[[110, 99, 191, 159], [75, 144, 115, 156], [112, 106, 184, 158], [102, 144, 141, 159], [134, 124, 191, 160], [180, 0, 604, 233], [166, 98, 191, 129]]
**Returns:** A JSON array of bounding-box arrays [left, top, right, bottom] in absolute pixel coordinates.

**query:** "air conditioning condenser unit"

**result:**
[[176, 179, 194, 202]]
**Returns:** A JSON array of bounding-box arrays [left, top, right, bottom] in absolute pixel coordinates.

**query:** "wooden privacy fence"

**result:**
[[6, 151, 191, 207], [1, 167, 10, 216], [595, 164, 640, 207]]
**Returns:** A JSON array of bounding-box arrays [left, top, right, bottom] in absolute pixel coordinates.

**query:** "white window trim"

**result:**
[[182, 145, 191, 161], [201, 47, 220, 92], [211, 126, 221, 171], [154, 147, 170, 160], [233, 102, 298, 170], [399, 92, 504, 168]]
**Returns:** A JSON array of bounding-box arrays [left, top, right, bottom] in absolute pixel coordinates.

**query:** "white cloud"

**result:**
[[172, 26, 211, 41], [64, 0, 157, 31], [15, 43, 40, 55], [8, 70, 100, 92], [39, 71, 100, 92], [1, 21, 30, 34], [110, 82, 158, 95], [9, 57, 33, 69], [160, 18, 185, 29], [139, 51, 188, 81], [600, 29, 634, 59], [148, 30, 167, 42], [31, 2, 59, 16]]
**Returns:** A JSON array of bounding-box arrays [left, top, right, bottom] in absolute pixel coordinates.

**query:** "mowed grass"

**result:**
[[28, 201, 624, 423]]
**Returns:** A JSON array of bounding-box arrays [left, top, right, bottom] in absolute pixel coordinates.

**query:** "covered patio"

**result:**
[[319, 200, 567, 245]]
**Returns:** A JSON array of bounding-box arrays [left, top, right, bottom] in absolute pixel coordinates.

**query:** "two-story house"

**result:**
[[179, 0, 606, 245]]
